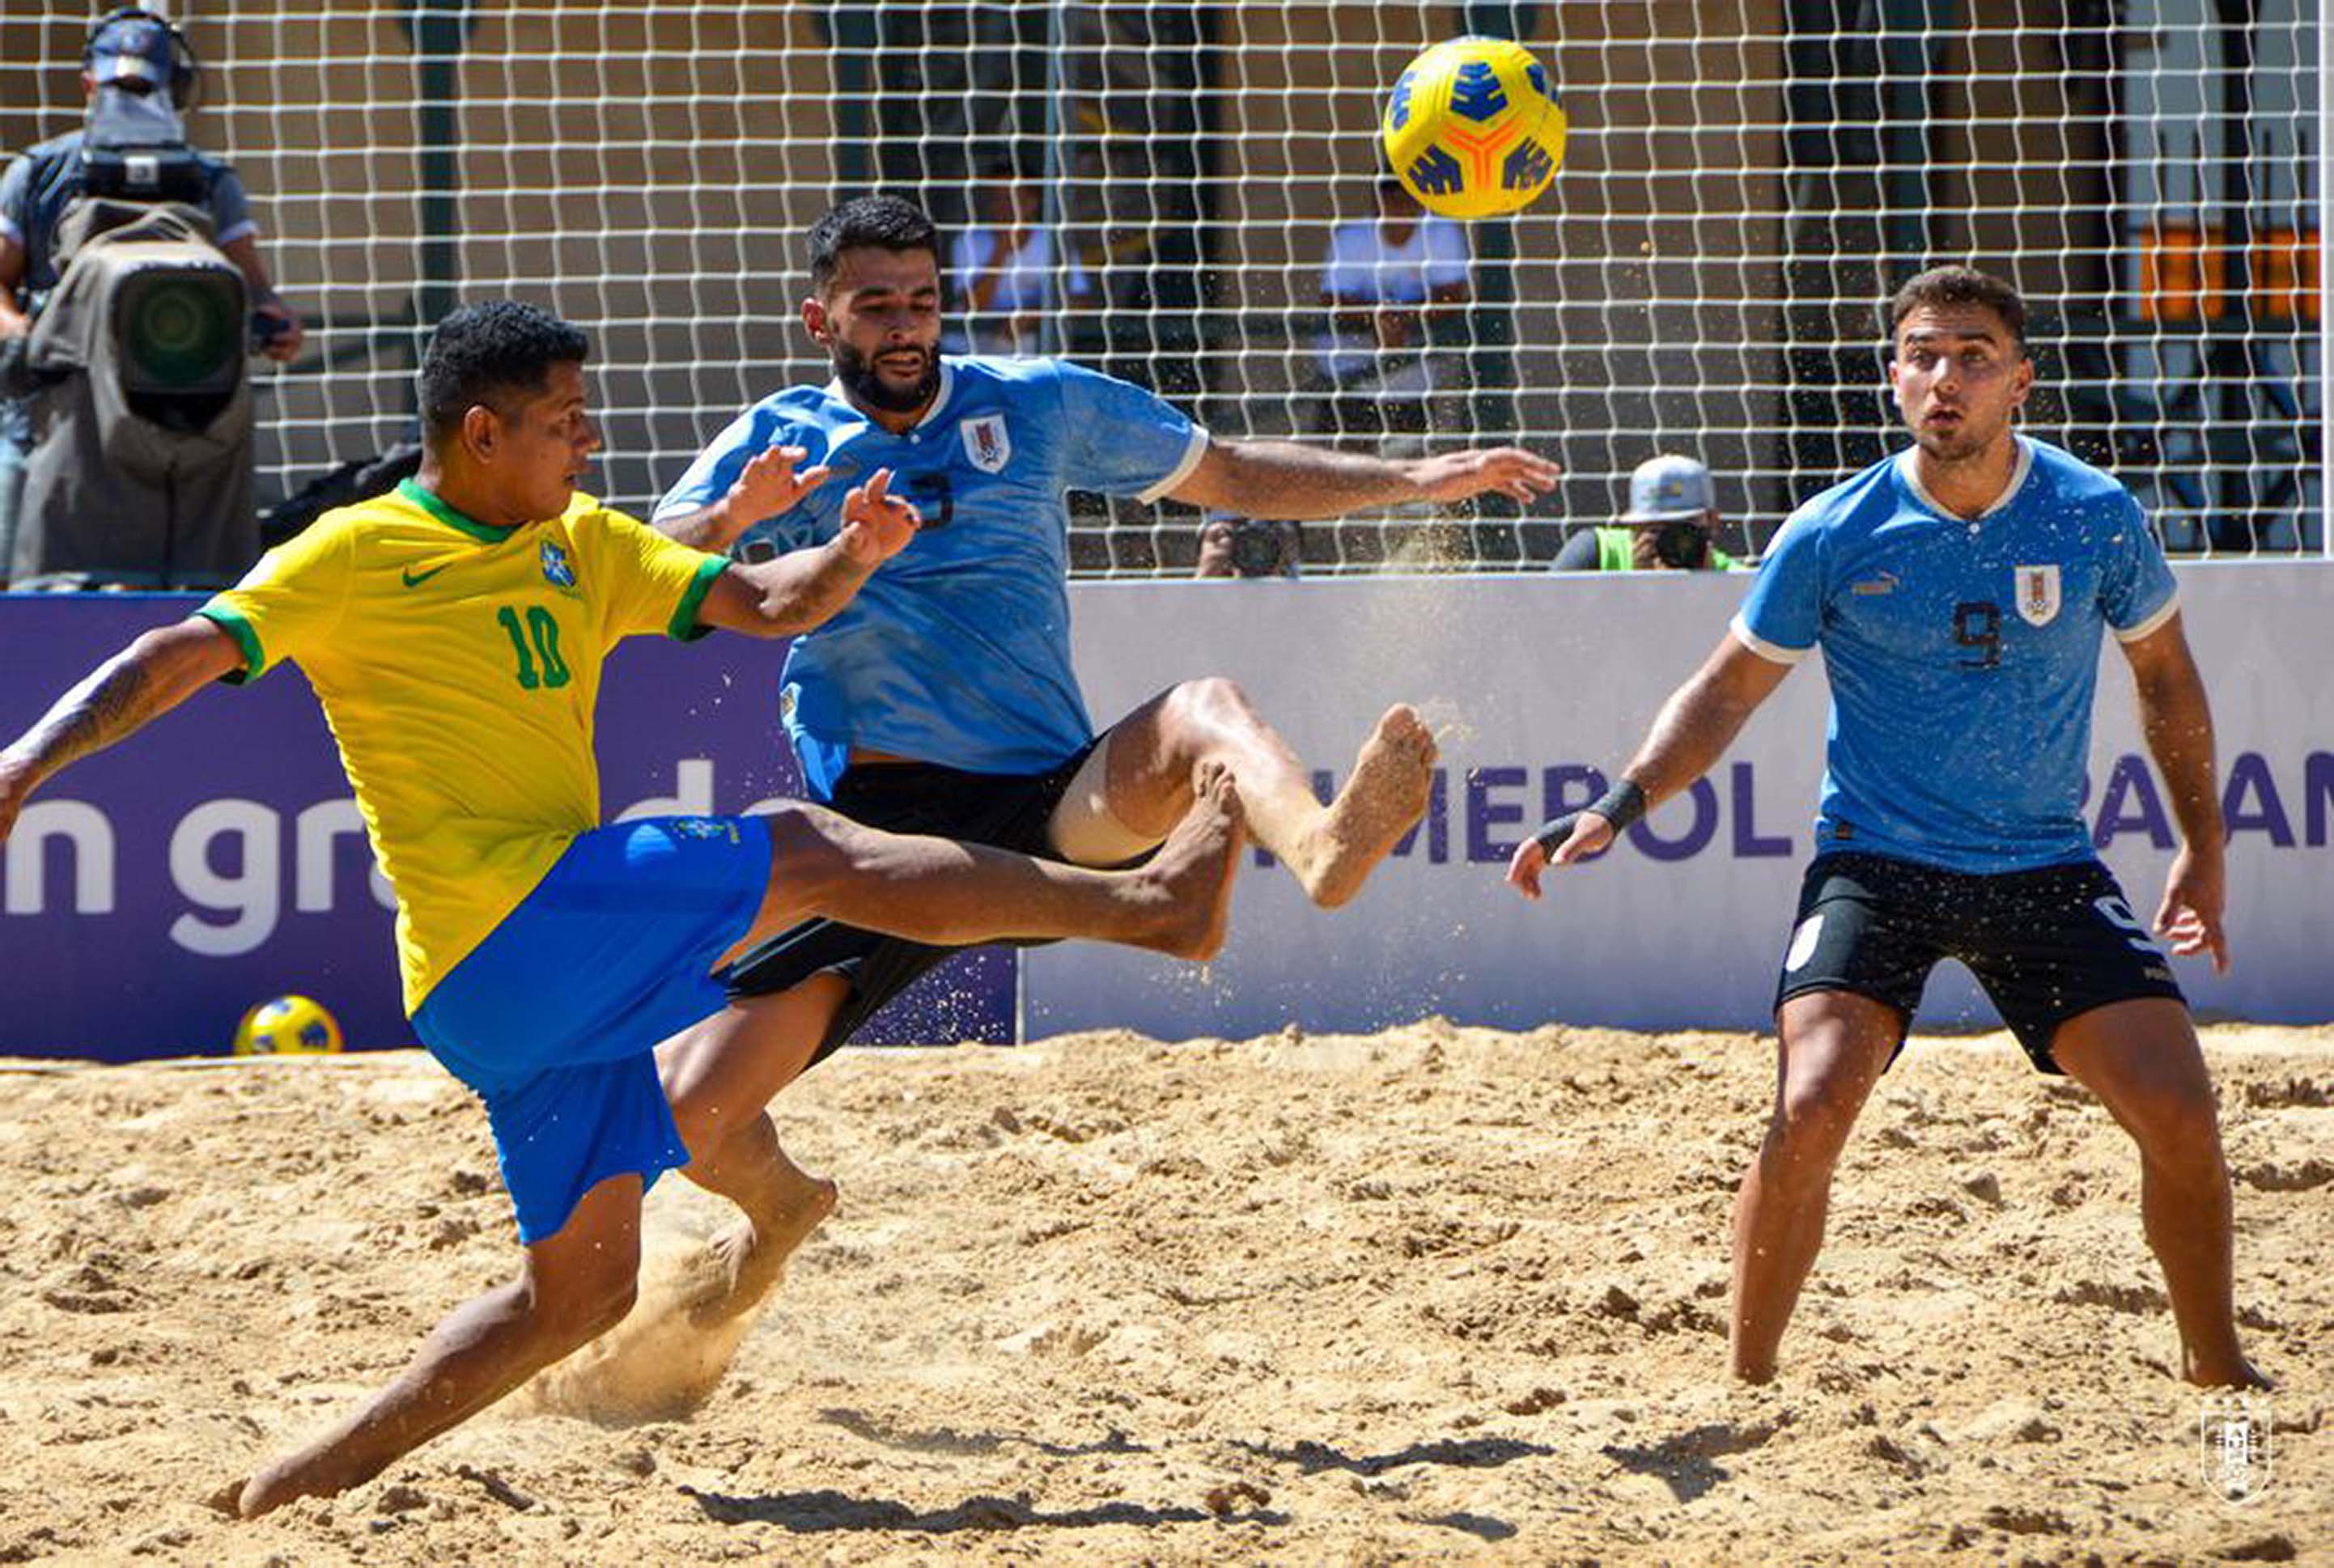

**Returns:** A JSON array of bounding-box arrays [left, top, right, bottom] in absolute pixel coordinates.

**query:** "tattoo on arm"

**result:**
[[21, 657, 155, 774], [654, 505, 730, 553]]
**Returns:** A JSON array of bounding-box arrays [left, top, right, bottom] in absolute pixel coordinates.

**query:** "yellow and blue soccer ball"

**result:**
[[1381, 36, 1568, 220], [231, 994, 345, 1056]]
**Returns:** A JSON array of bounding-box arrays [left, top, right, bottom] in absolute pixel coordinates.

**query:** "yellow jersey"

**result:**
[[201, 478, 728, 1015]]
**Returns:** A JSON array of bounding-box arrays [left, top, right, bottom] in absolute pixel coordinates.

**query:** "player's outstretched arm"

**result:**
[[2120, 612, 2230, 973], [655, 444, 835, 553], [1168, 437, 1560, 520], [1507, 630, 1793, 900], [693, 468, 921, 639], [0, 617, 244, 845]]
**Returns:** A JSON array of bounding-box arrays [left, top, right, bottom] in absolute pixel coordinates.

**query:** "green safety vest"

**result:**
[[1594, 526, 1738, 572]]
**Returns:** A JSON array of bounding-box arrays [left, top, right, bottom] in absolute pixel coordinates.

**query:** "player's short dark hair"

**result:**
[[418, 300, 590, 439], [1884, 266, 2028, 352], [808, 194, 940, 294]]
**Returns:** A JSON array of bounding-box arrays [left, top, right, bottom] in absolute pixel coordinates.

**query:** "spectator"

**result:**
[[949, 170, 1088, 355], [1313, 174, 1471, 446], [1552, 453, 1742, 572], [0, 8, 301, 583]]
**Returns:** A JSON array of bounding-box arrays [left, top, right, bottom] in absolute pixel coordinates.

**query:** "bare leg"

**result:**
[[226, 1173, 646, 1518], [724, 764, 1244, 966], [1073, 679, 1435, 909], [1731, 991, 1899, 1384], [658, 977, 852, 1324], [2052, 999, 2265, 1388]]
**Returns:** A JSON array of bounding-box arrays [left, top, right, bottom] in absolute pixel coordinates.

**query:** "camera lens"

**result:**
[[120, 272, 240, 391], [1228, 521, 1287, 578], [1652, 519, 1709, 570]]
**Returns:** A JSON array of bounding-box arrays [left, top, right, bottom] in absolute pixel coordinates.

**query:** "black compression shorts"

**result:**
[[1775, 850, 2188, 1074], [721, 742, 1101, 1066]]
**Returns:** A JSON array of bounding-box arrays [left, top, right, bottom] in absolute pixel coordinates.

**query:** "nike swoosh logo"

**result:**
[[401, 562, 454, 588]]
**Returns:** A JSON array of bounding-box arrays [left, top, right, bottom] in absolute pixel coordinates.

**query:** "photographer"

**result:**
[[1551, 453, 1741, 573], [1195, 511, 1301, 579], [0, 8, 300, 583]]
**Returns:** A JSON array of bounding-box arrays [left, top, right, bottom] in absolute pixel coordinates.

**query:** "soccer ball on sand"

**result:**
[[1381, 36, 1568, 220], [231, 994, 345, 1056]]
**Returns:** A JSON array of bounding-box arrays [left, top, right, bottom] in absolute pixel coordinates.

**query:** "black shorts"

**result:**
[[1776, 851, 2187, 1074], [722, 743, 1101, 1065]]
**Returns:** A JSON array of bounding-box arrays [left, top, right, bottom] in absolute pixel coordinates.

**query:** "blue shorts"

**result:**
[[411, 815, 774, 1243]]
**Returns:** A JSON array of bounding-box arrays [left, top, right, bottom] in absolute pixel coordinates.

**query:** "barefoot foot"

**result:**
[[231, 1437, 378, 1519], [2187, 1350, 2273, 1391], [1294, 704, 1436, 909], [690, 1169, 838, 1329], [1132, 761, 1246, 960]]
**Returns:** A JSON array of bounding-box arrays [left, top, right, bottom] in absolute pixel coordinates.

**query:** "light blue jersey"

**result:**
[[657, 357, 1207, 798], [1734, 436, 2179, 874]]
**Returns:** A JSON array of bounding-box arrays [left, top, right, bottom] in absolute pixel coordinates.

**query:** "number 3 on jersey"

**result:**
[[496, 604, 571, 689]]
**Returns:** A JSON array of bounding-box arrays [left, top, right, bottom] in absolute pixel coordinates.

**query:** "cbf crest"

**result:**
[[540, 539, 578, 590], [961, 414, 1011, 474], [2014, 563, 2060, 626]]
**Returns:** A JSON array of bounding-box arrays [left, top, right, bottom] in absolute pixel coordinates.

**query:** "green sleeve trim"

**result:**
[[1596, 528, 1633, 572], [196, 604, 266, 684], [668, 553, 728, 641]]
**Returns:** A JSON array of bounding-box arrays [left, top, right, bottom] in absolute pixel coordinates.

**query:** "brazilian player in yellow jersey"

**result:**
[[204, 474, 734, 1015], [0, 301, 1248, 1516]]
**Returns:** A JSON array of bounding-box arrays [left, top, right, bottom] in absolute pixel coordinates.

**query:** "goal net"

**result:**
[[0, 1, 2321, 574]]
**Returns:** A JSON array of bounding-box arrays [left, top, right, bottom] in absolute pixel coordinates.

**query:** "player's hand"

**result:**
[[835, 468, 920, 566], [1504, 811, 1615, 901], [1406, 447, 1560, 506], [2154, 842, 2230, 975], [726, 444, 833, 527]]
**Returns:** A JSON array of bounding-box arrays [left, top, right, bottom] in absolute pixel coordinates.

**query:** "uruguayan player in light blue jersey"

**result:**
[[647, 193, 1555, 1262], [1508, 267, 2260, 1390]]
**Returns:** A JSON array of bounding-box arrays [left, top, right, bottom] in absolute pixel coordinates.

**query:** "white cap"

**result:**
[[1623, 454, 1717, 523]]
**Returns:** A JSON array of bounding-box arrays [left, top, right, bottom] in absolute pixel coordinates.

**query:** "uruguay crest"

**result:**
[[540, 539, 577, 589], [2014, 563, 2060, 627], [961, 413, 1011, 474], [2200, 1390, 2272, 1503]]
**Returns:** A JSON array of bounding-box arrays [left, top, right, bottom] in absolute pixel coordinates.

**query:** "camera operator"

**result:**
[[1551, 453, 1741, 573], [0, 8, 301, 578], [1195, 511, 1302, 579]]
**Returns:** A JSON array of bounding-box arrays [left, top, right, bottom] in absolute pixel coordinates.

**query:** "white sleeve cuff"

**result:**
[[215, 220, 258, 248], [1135, 425, 1211, 504], [2111, 591, 2181, 644], [1730, 612, 1812, 665]]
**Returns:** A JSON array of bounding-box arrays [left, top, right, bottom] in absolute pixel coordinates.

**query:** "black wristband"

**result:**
[[1529, 778, 1649, 858]]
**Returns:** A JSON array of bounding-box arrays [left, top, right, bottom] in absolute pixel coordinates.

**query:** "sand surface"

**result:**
[[0, 1022, 2325, 1565]]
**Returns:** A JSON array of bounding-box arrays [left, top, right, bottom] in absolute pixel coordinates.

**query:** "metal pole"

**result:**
[[2320, 0, 2331, 556], [1039, 0, 1064, 359], [398, 0, 477, 339]]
